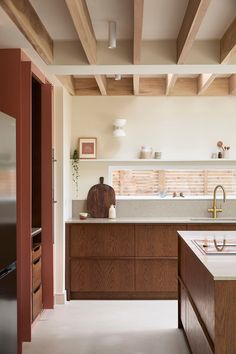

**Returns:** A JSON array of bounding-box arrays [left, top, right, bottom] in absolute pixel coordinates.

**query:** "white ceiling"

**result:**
[[29, 0, 236, 41], [196, 0, 236, 39], [30, 0, 78, 40], [142, 0, 188, 40], [86, 0, 133, 40]]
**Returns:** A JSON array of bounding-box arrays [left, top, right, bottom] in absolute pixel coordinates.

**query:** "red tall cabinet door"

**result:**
[[0, 49, 32, 354], [41, 83, 54, 309]]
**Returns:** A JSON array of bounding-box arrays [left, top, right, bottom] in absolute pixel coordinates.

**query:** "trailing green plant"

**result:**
[[72, 149, 79, 197]]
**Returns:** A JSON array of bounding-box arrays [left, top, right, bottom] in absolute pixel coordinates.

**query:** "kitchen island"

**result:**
[[178, 231, 236, 354]]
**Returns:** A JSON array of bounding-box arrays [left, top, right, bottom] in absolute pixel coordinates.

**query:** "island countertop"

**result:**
[[66, 216, 236, 224], [178, 230, 236, 280]]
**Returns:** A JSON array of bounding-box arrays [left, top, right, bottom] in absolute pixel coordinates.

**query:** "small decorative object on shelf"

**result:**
[[72, 149, 79, 197], [79, 137, 97, 159], [140, 146, 153, 159], [217, 140, 231, 159]]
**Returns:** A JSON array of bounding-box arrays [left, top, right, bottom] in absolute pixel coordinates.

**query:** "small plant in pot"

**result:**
[[72, 149, 79, 197]]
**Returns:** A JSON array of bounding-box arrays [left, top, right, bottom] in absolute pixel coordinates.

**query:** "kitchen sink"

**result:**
[[190, 217, 236, 222]]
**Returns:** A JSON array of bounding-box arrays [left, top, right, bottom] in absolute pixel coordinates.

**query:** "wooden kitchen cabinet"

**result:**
[[70, 259, 135, 292], [178, 235, 236, 354], [136, 259, 177, 295], [66, 223, 184, 300], [70, 224, 134, 257], [135, 224, 185, 257]]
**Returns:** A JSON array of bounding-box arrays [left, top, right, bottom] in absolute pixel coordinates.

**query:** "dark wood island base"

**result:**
[[178, 232, 236, 354]]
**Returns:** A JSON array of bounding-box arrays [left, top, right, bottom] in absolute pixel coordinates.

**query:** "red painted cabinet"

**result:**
[[0, 49, 54, 353]]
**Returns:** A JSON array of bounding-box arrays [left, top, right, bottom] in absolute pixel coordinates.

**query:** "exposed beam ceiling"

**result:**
[[197, 73, 216, 94], [0, 0, 53, 64], [166, 74, 178, 95], [65, 0, 107, 95], [94, 75, 107, 96], [69, 76, 233, 96], [133, 0, 144, 95], [133, 0, 144, 65], [133, 74, 140, 95], [229, 74, 236, 95], [49, 64, 236, 76], [57, 75, 75, 95], [177, 0, 211, 64], [220, 17, 236, 63]]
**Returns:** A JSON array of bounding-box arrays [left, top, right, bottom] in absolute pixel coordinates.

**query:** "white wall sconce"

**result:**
[[108, 21, 116, 49], [113, 118, 126, 137]]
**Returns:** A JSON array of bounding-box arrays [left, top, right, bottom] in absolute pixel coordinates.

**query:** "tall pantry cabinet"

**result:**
[[0, 49, 54, 354]]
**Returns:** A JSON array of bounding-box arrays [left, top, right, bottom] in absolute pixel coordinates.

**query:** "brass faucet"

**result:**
[[208, 185, 226, 219]]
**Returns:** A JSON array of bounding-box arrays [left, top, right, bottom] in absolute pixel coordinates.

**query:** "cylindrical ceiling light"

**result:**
[[115, 74, 121, 80], [108, 21, 116, 49], [113, 118, 126, 137]]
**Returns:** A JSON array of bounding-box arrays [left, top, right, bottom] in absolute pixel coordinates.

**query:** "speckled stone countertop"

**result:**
[[178, 230, 236, 280], [66, 217, 236, 224]]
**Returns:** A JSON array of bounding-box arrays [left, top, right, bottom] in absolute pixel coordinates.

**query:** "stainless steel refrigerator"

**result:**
[[0, 112, 17, 354]]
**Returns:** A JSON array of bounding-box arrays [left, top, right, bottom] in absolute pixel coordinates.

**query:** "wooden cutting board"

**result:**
[[87, 177, 116, 218]]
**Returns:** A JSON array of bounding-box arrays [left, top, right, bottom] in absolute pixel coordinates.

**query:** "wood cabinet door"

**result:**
[[135, 224, 186, 257], [179, 283, 187, 329], [70, 259, 135, 292], [136, 259, 177, 292], [186, 294, 213, 354], [70, 224, 135, 257]]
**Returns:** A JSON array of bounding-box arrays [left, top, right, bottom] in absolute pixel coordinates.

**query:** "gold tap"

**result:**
[[208, 185, 226, 219]]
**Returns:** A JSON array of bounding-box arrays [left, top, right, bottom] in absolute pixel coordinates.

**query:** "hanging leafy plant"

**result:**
[[72, 149, 79, 197]]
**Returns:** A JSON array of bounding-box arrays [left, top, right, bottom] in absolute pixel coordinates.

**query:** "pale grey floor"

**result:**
[[23, 300, 190, 354]]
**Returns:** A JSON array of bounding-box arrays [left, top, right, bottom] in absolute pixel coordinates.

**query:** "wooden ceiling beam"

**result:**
[[94, 75, 107, 96], [133, 75, 140, 95], [220, 17, 236, 63], [0, 0, 53, 64], [57, 75, 75, 96], [133, 0, 144, 97], [65, 0, 107, 95], [197, 74, 216, 95], [177, 0, 211, 64], [166, 74, 178, 95], [133, 0, 144, 65], [229, 74, 236, 95]]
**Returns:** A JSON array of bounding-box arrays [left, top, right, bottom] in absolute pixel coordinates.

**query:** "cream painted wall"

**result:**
[[71, 96, 236, 199], [54, 87, 72, 304]]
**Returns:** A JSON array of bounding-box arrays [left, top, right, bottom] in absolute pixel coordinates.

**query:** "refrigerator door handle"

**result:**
[[0, 262, 16, 280]]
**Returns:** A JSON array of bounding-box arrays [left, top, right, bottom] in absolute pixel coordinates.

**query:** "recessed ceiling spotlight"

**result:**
[[108, 21, 116, 49], [115, 74, 121, 80]]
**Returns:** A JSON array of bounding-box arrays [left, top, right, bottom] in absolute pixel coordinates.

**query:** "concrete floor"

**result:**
[[23, 300, 190, 354]]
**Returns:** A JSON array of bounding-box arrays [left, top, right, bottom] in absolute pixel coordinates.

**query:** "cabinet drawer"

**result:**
[[70, 259, 135, 292], [136, 259, 177, 292], [185, 294, 213, 354], [70, 224, 135, 257], [32, 285, 42, 321], [32, 257, 42, 290], [32, 244, 42, 262], [136, 225, 185, 257]]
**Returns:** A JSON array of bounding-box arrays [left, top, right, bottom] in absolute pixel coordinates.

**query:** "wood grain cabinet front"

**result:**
[[66, 223, 184, 300], [70, 224, 135, 257], [185, 293, 213, 354], [135, 224, 185, 257], [136, 259, 177, 294], [32, 257, 42, 291], [32, 285, 42, 321], [70, 259, 135, 292]]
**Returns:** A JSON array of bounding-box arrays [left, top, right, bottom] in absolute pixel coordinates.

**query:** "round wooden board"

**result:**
[[87, 177, 116, 218]]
